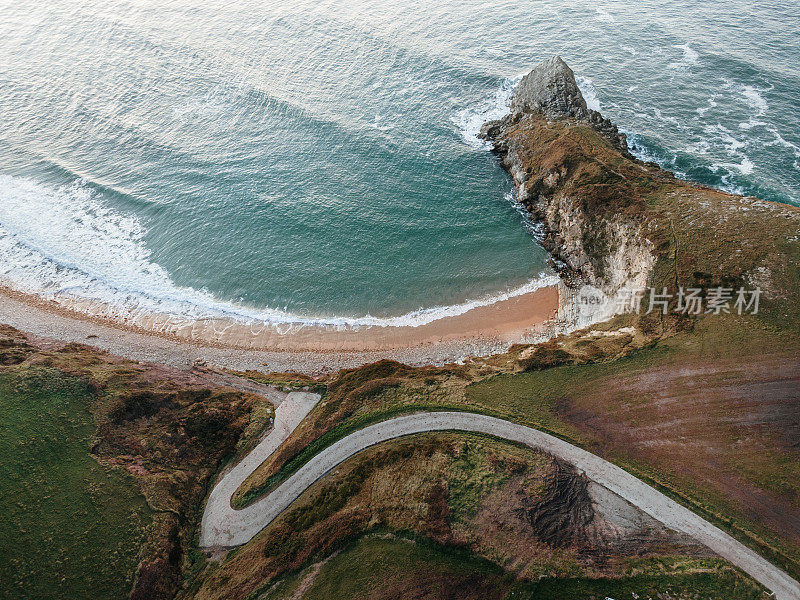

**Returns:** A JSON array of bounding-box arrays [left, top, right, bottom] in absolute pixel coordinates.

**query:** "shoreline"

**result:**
[[0, 283, 561, 373]]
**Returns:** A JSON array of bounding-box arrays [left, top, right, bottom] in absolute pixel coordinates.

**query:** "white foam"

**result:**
[[765, 128, 800, 158], [653, 107, 680, 127], [738, 120, 767, 131], [0, 174, 558, 331], [739, 157, 755, 175], [741, 85, 768, 116], [621, 46, 637, 56], [721, 83, 799, 175], [695, 96, 717, 116], [451, 74, 523, 150], [669, 44, 699, 69], [622, 130, 691, 181], [704, 123, 746, 153], [716, 172, 746, 196], [735, 85, 770, 130], [594, 7, 616, 23], [698, 123, 758, 182], [715, 156, 754, 175], [576, 76, 601, 112], [687, 139, 711, 155]]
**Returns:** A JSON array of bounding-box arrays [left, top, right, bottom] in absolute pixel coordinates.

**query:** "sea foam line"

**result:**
[[0, 174, 557, 331], [451, 74, 523, 150]]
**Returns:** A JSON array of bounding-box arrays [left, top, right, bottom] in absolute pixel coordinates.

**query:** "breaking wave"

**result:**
[[576, 76, 601, 112], [451, 75, 523, 150], [0, 174, 557, 330]]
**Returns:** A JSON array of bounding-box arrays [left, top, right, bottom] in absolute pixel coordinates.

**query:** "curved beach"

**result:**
[[0, 282, 560, 372]]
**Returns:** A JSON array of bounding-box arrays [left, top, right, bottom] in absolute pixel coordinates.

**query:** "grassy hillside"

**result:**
[[0, 327, 270, 599], [263, 534, 765, 600], [0, 367, 151, 599], [192, 433, 762, 600]]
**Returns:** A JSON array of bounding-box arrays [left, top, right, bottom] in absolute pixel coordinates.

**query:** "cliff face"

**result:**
[[481, 56, 652, 301], [480, 56, 800, 323]]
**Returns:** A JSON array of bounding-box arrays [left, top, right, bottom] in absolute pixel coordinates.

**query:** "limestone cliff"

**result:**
[[480, 56, 800, 323], [481, 56, 651, 303]]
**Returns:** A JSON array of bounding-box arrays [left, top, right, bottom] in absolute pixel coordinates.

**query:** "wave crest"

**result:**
[[0, 174, 557, 330], [451, 75, 523, 150]]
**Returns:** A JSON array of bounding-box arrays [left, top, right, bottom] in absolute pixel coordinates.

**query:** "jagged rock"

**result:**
[[480, 55, 630, 156], [510, 55, 589, 120]]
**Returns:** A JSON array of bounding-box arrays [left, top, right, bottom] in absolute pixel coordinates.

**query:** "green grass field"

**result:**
[[0, 366, 151, 599], [262, 534, 766, 600], [260, 534, 511, 600]]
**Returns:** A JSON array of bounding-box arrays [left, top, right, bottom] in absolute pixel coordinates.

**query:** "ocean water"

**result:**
[[0, 1, 798, 327]]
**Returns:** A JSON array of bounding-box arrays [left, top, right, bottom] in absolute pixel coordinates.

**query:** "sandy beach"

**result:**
[[0, 283, 561, 374]]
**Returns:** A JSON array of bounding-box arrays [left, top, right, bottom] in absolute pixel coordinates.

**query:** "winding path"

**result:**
[[200, 396, 800, 600]]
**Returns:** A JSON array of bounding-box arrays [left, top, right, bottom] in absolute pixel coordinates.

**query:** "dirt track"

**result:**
[[200, 406, 800, 600]]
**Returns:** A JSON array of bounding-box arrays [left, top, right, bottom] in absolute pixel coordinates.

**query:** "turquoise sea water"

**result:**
[[0, 1, 798, 326]]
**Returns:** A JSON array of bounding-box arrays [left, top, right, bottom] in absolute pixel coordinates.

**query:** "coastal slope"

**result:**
[[2, 56, 800, 600], [482, 56, 800, 319]]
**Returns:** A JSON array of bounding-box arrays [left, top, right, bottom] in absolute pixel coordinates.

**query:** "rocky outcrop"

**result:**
[[505, 56, 630, 156], [480, 56, 652, 303], [479, 56, 800, 330], [510, 56, 587, 117]]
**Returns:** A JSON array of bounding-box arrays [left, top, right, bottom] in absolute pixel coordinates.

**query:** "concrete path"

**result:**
[[200, 410, 800, 600], [199, 391, 320, 548]]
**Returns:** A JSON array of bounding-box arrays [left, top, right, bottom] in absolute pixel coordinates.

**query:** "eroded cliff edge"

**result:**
[[480, 56, 800, 325]]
